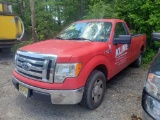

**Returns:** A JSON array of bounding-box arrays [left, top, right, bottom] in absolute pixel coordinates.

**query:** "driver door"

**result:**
[[112, 22, 131, 74]]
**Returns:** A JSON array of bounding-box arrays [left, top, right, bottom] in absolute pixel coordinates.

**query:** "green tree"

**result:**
[[115, 0, 160, 44], [84, 0, 118, 19]]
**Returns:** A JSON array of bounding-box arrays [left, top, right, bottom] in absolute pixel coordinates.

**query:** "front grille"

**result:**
[[15, 50, 57, 83]]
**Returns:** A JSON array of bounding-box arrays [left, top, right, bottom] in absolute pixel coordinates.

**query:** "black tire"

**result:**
[[80, 70, 106, 110], [133, 52, 142, 68]]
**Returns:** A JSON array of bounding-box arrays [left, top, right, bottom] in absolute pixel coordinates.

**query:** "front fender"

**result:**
[[78, 55, 112, 86]]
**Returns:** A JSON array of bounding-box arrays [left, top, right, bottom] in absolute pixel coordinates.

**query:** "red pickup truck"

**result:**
[[12, 19, 146, 109]]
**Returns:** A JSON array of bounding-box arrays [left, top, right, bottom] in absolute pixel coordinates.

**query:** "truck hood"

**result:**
[[19, 39, 107, 62]]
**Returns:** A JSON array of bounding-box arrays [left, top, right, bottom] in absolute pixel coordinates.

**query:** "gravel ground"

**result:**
[[0, 53, 148, 120]]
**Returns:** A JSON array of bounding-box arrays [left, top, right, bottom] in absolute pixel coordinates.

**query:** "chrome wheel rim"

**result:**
[[92, 79, 103, 103]]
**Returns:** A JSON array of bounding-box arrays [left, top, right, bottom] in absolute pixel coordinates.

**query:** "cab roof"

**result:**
[[76, 19, 125, 23]]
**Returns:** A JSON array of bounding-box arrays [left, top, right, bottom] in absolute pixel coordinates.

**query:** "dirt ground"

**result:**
[[0, 53, 148, 120]]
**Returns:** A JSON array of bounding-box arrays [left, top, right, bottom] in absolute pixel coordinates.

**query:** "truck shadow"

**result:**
[[106, 66, 147, 90], [0, 51, 15, 59]]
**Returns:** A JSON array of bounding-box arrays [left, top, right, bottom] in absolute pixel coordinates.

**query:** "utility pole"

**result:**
[[30, 0, 38, 42]]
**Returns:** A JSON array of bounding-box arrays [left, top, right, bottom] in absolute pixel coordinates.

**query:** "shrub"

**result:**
[[142, 47, 157, 65], [12, 40, 34, 52]]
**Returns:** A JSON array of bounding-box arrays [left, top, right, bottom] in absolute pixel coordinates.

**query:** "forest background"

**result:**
[[1, 0, 160, 64]]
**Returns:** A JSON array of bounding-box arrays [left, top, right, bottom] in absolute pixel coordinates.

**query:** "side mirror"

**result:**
[[113, 35, 131, 45], [152, 33, 160, 42]]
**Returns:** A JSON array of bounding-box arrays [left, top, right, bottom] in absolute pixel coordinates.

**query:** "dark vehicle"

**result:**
[[142, 33, 160, 120]]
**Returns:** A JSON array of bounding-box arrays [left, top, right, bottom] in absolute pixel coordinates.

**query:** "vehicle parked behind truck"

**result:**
[[12, 19, 146, 110], [142, 32, 160, 120], [0, 2, 24, 53]]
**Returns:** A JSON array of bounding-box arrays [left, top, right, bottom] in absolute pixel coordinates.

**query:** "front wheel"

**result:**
[[80, 70, 106, 110], [133, 52, 142, 68]]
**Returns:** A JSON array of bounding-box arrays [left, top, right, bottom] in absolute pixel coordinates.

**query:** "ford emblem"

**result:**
[[21, 62, 32, 71]]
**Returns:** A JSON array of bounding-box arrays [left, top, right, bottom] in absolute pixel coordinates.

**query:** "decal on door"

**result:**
[[115, 44, 128, 65]]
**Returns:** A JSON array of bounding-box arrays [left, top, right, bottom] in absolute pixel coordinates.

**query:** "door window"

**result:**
[[114, 23, 128, 38]]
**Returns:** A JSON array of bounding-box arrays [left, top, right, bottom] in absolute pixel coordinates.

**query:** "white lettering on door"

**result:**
[[116, 44, 128, 58]]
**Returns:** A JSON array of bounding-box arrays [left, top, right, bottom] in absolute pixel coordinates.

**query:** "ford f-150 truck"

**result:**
[[12, 19, 146, 110], [142, 33, 160, 120]]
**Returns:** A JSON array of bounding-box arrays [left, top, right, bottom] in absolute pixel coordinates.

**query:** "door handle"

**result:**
[[105, 50, 112, 54]]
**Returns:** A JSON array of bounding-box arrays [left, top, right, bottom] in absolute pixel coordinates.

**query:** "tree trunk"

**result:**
[[29, 0, 38, 42]]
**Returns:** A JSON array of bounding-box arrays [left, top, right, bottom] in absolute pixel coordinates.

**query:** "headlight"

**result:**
[[143, 94, 160, 120], [145, 73, 160, 100], [54, 63, 82, 83]]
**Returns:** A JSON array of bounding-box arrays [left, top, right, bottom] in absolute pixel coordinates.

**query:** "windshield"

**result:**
[[56, 22, 112, 42]]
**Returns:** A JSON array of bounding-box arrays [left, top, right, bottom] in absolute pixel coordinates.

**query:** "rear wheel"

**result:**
[[133, 52, 142, 68], [80, 70, 106, 110]]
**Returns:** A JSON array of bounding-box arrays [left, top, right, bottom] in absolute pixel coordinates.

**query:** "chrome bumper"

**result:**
[[12, 76, 84, 104]]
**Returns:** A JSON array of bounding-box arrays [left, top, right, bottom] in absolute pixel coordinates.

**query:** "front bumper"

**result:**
[[12, 76, 84, 104], [0, 40, 17, 48]]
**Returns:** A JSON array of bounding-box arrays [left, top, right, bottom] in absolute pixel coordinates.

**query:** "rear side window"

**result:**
[[114, 22, 128, 38]]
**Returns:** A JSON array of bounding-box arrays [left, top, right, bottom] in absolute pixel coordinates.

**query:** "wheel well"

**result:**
[[94, 64, 107, 79], [141, 46, 145, 53]]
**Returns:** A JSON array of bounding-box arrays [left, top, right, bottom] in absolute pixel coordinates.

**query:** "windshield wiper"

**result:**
[[67, 37, 93, 41], [55, 36, 64, 40]]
